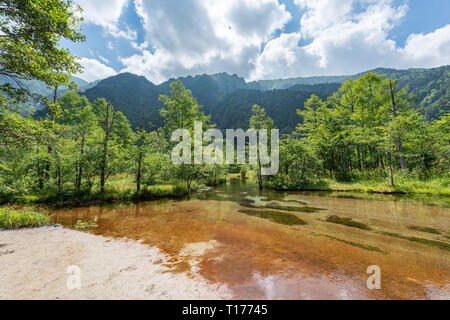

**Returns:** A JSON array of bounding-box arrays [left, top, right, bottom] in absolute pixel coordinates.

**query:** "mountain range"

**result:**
[[3, 66, 449, 133]]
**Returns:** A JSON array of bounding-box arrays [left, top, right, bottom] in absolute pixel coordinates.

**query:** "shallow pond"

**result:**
[[51, 182, 450, 300]]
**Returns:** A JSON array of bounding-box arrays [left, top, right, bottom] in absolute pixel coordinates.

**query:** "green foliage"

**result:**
[[74, 219, 98, 230], [267, 136, 323, 190], [0, 207, 49, 229], [78, 67, 449, 133], [272, 72, 449, 193], [159, 81, 215, 191], [159, 80, 212, 136], [0, 0, 85, 107]]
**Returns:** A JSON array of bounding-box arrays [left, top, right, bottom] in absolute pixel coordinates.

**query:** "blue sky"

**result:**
[[67, 0, 450, 83]]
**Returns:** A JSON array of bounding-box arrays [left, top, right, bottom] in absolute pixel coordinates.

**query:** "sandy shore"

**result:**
[[0, 226, 231, 300]]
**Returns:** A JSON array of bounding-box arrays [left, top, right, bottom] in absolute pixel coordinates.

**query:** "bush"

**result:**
[[0, 207, 49, 230]]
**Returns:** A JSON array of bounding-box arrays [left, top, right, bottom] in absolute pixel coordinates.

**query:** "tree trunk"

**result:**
[[300, 158, 306, 181], [136, 112, 145, 192], [57, 162, 61, 192], [257, 153, 263, 190], [76, 134, 85, 192], [136, 156, 142, 192], [45, 85, 58, 181], [36, 146, 44, 190], [100, 103, 115, 193], [388, 152, 394, 186], [389, 80, 407, 170], [357, 146, 362, 170], [100, 133, 109, 193]]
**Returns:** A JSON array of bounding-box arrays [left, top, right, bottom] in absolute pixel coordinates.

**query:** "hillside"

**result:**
[[4, 66, 447, 131], [355, 67, 450, 119], [83, 72, 340, 132], [0, 75, 97, 114], [80, 66, 448, 132]]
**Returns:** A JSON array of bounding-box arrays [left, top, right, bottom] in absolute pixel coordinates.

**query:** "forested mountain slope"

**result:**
[[12, 66, 447, 131], [80, 66, 448, 131]]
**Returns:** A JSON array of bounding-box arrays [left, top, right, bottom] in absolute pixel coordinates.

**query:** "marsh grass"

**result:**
[[325, 174, 450, 196], [0, 207, 49, 229], [1, 174, 190, 205]]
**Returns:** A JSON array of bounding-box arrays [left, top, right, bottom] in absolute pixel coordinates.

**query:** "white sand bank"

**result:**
[[0, 226, 231, 300]]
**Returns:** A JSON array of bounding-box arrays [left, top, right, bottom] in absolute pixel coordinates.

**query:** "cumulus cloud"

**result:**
[[120, 0, 291, 83], [75, 0, 450, 82], [77, 58, 117, 82], [75, 0, 136, 40], [250, 0, 450, 80], [401, 25, 450, 67]]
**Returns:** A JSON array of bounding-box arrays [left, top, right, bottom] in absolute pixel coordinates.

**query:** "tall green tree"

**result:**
[[96, 99, 117, 193], [250, 104, 274, 190], [59, 91, 97, 192], [159, 81, 212, 191], [0, 0, 85, 108]]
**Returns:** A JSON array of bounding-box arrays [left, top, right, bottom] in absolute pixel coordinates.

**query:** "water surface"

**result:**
[[51, 183, 450, 300]]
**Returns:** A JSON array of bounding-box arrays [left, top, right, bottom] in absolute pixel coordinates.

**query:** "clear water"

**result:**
[[51, 182, 450, 300]]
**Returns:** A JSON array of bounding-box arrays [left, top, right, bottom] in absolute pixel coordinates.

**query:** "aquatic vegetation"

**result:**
[[238, 209, 307, 226], [0, 207, 49, 230], [326, 215, 372, 231], [381, 232, 450, 252], [408, 226, 442, 235], [74, 219, 98, 230], [323, 235, 384, 253], [49, 182, 450, 299], [240, 201, 323, 214], [281, 199, 307, 205], [265, 204, 324, 213]]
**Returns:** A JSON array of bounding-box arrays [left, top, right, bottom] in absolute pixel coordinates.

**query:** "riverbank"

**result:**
[[0, 226, 230, 300], [324, 177, 450, 196], [0, 183, 190, 207], [269, 176, 450, 197]]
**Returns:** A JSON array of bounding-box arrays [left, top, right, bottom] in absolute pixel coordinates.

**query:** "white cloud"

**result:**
[[77, 58, 117, 82], [76, 0, 127, 28], [295, 0, 355, 38], [250, 0, 450, 80], [98, 55, 110, 64], [76, 0, 450, 82], [120, 0, 291, 83], [401, 25, 450, 67], [75, 0, 136, 40]]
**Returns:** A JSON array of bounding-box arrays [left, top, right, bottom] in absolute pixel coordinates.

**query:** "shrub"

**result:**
[[0, 207, 49, 230]]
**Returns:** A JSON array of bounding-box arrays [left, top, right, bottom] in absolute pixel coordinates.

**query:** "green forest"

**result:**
[[0, 0, 449, 210]]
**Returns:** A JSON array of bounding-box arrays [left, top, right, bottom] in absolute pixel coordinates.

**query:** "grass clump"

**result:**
[[239, 209, 307, 226], [326, 215, 372, 231], [325, 173, 450, 196], [74, 219, 98, 230], [0, 207, 49, 230]]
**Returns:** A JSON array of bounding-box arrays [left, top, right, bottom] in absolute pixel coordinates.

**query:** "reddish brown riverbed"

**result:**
[[51, 183, 450, 300]]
